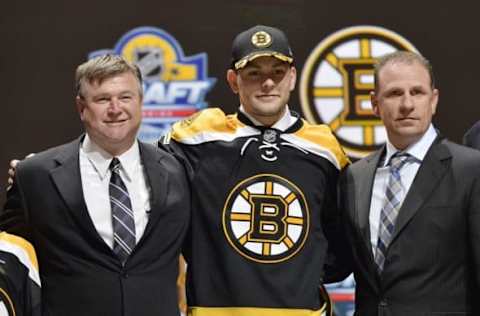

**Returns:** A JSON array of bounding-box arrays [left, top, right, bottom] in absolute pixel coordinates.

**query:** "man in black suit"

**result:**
[[1, 55, 190, 316], [340, 51, 480, 315]]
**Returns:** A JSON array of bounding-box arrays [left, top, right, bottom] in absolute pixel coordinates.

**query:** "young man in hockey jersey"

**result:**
[[161, 25, 351, 316]]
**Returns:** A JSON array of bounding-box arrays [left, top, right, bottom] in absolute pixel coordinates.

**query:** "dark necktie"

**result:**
[[375, 153, 414, 272], [109, 158, 136, 264]]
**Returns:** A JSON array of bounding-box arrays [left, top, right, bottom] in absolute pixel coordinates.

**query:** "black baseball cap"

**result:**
[[231, 25, 294, 70]]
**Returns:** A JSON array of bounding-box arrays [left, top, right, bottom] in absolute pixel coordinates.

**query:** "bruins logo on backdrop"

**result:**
[[223, 174, 309, 263], [300, 26, 418, 158], [89, 26, 216, 143]]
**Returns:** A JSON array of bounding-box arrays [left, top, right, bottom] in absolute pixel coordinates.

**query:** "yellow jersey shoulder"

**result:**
[[0, 232, 41, 286], [294, 120, 350, 169], [169, 108, 246, 144]]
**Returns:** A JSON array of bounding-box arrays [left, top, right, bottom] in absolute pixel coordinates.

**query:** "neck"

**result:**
[[247, 107, 286, 127], [86, 134, 136, 158], [389, 135, 421, 151]]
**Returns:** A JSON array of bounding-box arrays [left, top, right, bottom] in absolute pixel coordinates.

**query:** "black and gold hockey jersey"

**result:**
[[0, 232, 41, 316], [161, 108, 350, 316]]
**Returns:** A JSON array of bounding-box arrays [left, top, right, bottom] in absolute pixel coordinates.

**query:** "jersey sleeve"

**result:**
[[0, 232, 41, 316]]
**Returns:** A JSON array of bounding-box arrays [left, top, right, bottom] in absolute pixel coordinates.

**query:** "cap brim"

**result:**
[[234, 51, 293, 70]]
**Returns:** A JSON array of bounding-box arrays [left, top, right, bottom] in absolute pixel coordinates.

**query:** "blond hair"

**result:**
[[75, 54, 143, 98]]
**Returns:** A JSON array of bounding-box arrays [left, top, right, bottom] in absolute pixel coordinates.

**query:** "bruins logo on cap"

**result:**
[[223, 174, 309, 263], [300, 26, 418, 158], [251, 31, 272, 48]]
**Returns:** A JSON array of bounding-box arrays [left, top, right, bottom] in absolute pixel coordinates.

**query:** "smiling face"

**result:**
[[227, 56, 296, 126], [371, 60, 439, 150], [76, 72, 143, 156]]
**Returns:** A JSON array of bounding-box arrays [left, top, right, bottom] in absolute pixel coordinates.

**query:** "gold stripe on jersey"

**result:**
[[0, 232, 41, 286], [188, 304, 327, 316], [231, 213, 251, 221], [0, 288, 15, 316], [281, 120, 350, 170], [171, 108, 260, 144]]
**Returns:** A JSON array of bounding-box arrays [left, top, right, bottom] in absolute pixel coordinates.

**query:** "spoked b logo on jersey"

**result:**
[[223, 174, 310, 264]]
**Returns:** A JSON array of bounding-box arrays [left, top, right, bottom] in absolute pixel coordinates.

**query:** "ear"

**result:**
[[227, 69, 239, 94], [75, 96, 86, 121], [370, 91, 380, 117], [431, 88, 439, 115], [288, 66, 297, 91]]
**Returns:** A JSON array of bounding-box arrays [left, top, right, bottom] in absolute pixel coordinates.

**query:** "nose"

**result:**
[[261, 77, 275, 91], [107, 97, 121, 113], [400, 94, 415, 112]]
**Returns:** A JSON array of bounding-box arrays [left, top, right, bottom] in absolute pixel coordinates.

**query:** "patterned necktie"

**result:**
[[375, 153, 413, 272], [109, 158, 136, 264]]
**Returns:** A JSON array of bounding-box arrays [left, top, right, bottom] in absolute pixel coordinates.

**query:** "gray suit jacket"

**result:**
[[2, 136, 191, 316], [340, 137, 480, 316]]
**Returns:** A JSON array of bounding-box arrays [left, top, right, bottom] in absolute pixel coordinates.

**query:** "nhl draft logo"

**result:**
[[300, 26, 418, 158], [223, 174, 309, 263], [89, 26, 216, 143]]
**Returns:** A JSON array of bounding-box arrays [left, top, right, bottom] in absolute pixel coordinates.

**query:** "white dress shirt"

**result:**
[[239, 105, 298, 131], [369, 124, 437, 253], [79, 134, 151, 248]]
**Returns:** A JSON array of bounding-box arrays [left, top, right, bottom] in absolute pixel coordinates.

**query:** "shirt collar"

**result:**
[[81, 134, 140, 181], [238, 105, 298, 131], [382, 124, 437, 167]]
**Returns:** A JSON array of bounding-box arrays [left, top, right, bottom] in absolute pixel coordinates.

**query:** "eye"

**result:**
[[386, 89, 403, 97], [246, 70, 260, 77], [95, 97, 110, 103], [410, 87, 426, 96]]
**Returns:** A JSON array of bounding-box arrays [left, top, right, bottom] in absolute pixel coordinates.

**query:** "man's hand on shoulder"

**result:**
[[6, 154, 35, 191]]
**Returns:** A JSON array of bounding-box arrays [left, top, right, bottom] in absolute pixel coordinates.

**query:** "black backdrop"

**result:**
[[2, 0, 480, 206]]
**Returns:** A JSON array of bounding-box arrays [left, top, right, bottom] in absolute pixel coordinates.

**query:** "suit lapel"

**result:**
[[355, 149, 383, 254], [389, 139, 451, 245], [137, 142, 169, 243], [353, 148, 384, 287], [49, 137, 112, 251]]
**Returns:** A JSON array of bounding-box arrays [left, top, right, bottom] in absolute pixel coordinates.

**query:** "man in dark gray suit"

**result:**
[[2, 55, 190, 316], [340, 51, 480, 316]]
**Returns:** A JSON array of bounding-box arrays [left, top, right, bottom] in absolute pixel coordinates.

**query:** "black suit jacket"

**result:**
[[1, 137, 191, 316], [340, 137, 480, 316]]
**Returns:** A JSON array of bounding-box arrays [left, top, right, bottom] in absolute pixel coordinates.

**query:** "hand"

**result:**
[[6, 154, 35, 191]]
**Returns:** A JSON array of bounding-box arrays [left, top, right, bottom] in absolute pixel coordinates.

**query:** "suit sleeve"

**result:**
[[468, 171, 480, 293], [159, 135, 194, 255], [322, 165, 353, 283], [158, 136, 196, 182]]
